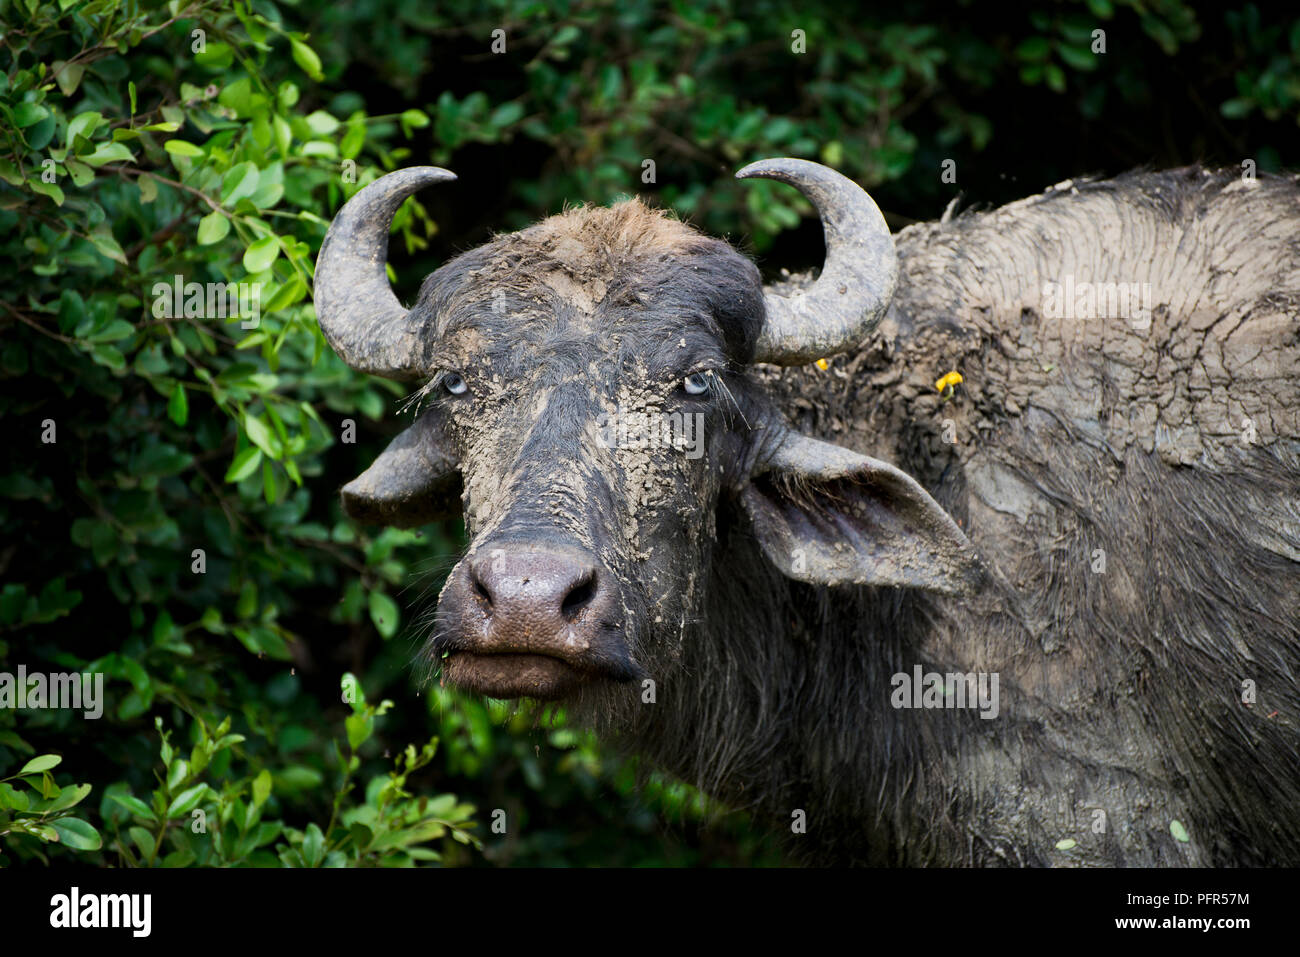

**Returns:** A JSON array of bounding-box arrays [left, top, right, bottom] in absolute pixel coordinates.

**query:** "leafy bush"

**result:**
[[2, 0, 1295, 867]]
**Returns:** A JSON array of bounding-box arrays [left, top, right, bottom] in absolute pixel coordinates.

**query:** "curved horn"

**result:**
[[736, 158, 898, 366], [314, 167, 456, 380]]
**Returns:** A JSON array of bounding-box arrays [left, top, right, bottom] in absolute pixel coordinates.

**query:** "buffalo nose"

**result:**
[[468, 546, 601, 630], [437, 542, 638, 698]]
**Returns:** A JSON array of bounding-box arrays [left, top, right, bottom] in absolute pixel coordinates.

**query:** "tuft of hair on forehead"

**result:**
[[508, 197, 705, 267], [415, 196, 766, 362]]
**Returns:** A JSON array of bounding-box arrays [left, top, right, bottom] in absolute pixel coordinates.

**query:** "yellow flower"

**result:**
[[934, 370, 963, 394]]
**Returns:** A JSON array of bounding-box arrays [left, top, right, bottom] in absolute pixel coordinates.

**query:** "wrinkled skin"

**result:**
[[333, 166, 1300, 866]]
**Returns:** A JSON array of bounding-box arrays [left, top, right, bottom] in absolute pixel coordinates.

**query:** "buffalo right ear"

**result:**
[[739, 428, 986, 595], [341, 408, 461, 527]]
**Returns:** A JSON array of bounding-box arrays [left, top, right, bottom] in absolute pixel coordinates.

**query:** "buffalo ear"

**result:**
[[739, 429, 985, 595], [342, 408, 461, 527]]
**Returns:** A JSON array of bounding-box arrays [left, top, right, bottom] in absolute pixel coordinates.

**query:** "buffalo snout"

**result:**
[[435, 542, 640, 699], [470, 546, 600, 629]]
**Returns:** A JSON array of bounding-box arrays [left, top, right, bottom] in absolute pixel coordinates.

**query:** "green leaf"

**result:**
[[290, 38, 324, 81], [272, 114, 292, 154], [14, 103, 50, 127], [64, 159, 94, 187], [368, 590, 399, 639], [90, 344, 125, 371], [164, 139, 204, 157], [262, 459, 277, 503], [197, 211, 230, 245], [346, 712, 372, 750], [301, 140, 337, 159], [46, 782, 93, 812], [90, 522, 118, 564], [29, 180, 65, 206], [54, 62, 85, 96], [1015, 36, 1051, 62], [0, 782, 30, 811], [301, 822, 325, 866], [27, 115, 56, 151], [89, 228, 128, 265], [263, 275, 306, 312], [81, 142, 134, 167], [167, 784, 206, 818], [109, 793, 155, 820], [349, 822, 373, 851], [244, 413, 279, 457], [51, 817, 102, 851], [305, 110, 339, 135], [1220, 98, 1253, 120], [168, 383, 189, 426], [1058, 44, 1098, 72], [0, 730, 32, 754], [221, 162, 260, 204], [1142, 16, 1179, 56], [167, 758, 189, 790], [224, 447, 262, 483], [400, 108, 429, 129], [194, 41, 235, 70], [489, 102, 523, 128], [252, 769, 272, 808], [248, 176, 283, 209], [85, 319, 134, 343], [20, 754, 61, 774], [551, 24, 581, 47], [1170, 819, 1190, 843], [1044, 63, 1066, 94], [66, 110, 103, 147], [128, 826, 154, 860], [243, 236, 280, 273], [340, 121, 365, 159]]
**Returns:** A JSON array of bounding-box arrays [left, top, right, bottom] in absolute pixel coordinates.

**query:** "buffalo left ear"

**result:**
[[739, 429, 985, 595], [342, 408, 461, 527]]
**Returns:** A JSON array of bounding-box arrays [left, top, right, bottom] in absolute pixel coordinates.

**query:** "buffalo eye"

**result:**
[[683, 371, 712, 396], [443, 372, 468, 396]]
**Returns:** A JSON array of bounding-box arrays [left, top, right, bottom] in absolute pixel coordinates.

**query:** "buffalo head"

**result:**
[[314, 159, 983, 702]]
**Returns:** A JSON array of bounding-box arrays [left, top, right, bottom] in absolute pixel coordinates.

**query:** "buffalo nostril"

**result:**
[[471, 570, 494, 611], [560, 572, 597, 621]]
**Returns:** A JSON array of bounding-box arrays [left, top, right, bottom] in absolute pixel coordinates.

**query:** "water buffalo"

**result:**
[[313, 159, 1300, 866]]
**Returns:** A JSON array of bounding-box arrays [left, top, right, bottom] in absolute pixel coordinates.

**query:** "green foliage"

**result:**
[[3, 675, 477, 866], [0, 0, 496, 868], [1221, 6, 1300, 128], [0, 753, 101, 855], [1, 0, 1296, 867]]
